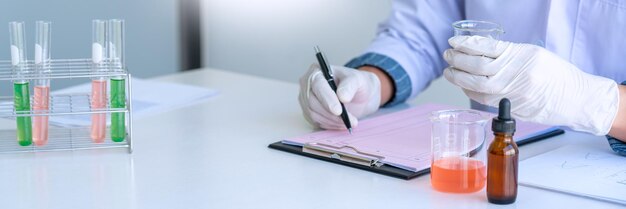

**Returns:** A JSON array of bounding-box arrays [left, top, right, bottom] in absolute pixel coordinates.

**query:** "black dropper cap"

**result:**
[[492, 98, 516, 133]]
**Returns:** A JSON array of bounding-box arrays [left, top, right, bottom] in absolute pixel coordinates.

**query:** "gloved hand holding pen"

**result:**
[[298, 64, 382, 130], [443, 35, 622, 136]]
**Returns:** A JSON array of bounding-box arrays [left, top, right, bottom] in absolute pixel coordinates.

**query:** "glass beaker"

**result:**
[[452, 20, 503, 39], [452, 20, 504, 112], [430, 110, 489, 193]]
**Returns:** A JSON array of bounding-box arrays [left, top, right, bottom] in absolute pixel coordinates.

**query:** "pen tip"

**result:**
[[314, 45, 320, 53], [348, 128, 353, 135]]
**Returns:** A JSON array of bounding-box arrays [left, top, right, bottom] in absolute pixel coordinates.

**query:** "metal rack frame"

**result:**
[[0, 58, 133, 153]]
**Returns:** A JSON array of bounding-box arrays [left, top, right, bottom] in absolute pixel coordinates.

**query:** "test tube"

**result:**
[[33, 21, 51, 146], [9, 22, 32, 146], [91, 20, 107, 143], [108, 19, 126, 142]]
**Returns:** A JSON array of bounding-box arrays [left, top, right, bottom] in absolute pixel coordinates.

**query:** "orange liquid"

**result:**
[[33, 86, 50, 146], [431, 157, 487, 193], [91, 80, 107, 143]]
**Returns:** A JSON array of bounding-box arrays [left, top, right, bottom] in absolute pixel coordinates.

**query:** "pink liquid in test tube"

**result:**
[[91, 80, 107, 143], [33, 86, 50, 146]]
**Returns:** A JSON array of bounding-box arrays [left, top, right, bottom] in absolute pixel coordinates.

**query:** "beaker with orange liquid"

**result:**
[[430, 110, 488, 193]]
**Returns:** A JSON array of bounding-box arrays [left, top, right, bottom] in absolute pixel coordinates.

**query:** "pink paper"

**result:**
[[283, 103, 557, 172]]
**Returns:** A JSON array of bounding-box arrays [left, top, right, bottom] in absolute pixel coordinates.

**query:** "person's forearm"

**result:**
[[359, 66, 394, 106], [609, 85, 626, 142]]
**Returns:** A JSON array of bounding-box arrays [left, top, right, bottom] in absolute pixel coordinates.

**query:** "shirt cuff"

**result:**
[[606, 80, 626, 156], [607, 136, 626, 156], [345, 52, 412, 107]]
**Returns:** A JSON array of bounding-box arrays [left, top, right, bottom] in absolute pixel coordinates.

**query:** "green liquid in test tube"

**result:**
[[14, 82, 32, 146], [110, 78, 125, 142], [109, 19, 126, 142], [10, 22, 32, 146]]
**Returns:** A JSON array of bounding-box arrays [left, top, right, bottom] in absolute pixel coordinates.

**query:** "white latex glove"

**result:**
[[298, 64, 381, 130], [443, 36, 619, 135]]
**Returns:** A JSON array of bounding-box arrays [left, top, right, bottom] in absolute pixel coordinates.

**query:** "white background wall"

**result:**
[[201, 0, 468, 107]]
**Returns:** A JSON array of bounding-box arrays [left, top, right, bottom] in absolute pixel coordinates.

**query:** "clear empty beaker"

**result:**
[[430, 110, 489, 193], [452, 20, 504, 112], [452, 20, 503, 39]]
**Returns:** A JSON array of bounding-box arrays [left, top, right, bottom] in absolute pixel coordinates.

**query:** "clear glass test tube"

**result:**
[[108, 19, 126, 142], [33, 21, 51, 146], [91, 20, 107, 143], [9, 21, 32, 146]]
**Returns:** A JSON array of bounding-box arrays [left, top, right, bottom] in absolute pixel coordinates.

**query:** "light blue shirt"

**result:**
[[346, 0, 626, 106], [345, 0, 626, 155]]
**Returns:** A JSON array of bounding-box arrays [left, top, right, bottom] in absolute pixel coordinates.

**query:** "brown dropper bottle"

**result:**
[[487, 98, 519, 204]]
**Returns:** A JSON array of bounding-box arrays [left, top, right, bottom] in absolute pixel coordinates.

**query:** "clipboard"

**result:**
[[268, 104, 565, 180], [268, 141, 428, 179]]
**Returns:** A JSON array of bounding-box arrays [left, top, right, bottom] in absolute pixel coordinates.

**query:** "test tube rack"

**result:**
[[0, 59, 133, 153]]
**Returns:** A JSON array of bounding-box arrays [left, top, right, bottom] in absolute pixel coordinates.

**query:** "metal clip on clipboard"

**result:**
[[303, 142, 385, 167], [304, 136, 486, 169]]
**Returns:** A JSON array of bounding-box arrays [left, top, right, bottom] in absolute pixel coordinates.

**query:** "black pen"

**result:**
[[314, 46, 352, 134]]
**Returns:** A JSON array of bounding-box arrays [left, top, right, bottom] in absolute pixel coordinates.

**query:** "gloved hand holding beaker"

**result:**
[[443, 35, 620, 135]]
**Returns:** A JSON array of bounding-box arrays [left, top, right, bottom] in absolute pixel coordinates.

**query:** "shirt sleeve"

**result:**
[[346, 0, 464, 106], [607, 81, 626, 156]]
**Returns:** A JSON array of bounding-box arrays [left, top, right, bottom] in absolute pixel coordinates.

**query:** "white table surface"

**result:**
[[0, 68, 623, 209]]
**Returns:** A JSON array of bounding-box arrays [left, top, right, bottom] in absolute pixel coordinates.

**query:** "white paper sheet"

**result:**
[[49, 77, 218, 127], [519, 145, 626, 205]]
